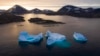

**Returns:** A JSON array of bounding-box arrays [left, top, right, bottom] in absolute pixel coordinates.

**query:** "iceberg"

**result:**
[[18, 31, 43, 43], [73, 32, 87, 43], [46, 31, 67, 46]]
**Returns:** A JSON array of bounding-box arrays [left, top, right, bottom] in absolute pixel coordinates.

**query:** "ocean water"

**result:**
[[0, 14, 100, 56]]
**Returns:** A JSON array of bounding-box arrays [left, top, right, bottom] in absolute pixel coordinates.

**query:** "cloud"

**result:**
[[0, 0, 100, 10], [0, 0, 100, 6]]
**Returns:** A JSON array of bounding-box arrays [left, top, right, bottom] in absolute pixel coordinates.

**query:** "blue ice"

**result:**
[[46, 31, 67, 46], [18, 31, 43, 43], [73, 32, 87, 43]]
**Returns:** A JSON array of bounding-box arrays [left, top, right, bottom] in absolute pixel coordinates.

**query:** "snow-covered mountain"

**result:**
[[42, 9, 54, 14], [30, 8, 55, 14], [7, 5, 28, 14], [57, 5, 100, 18], [30, 8, 42, 13], [57, 5, 83, 14]]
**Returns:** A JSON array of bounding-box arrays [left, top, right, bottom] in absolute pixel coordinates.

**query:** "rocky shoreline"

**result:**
[[0, 13, 25, 24]]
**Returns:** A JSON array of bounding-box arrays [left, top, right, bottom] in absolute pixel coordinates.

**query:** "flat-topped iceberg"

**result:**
[[18, 31, 43, 43], [73, 32, 87, 43], [46, 31, 67, 46]]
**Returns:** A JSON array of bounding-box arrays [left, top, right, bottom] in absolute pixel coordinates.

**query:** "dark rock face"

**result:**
[[0, 13, 25, 24], [7, 5, 28, 14], [28, 18, 65, 24], [57, 5, 100, 18]]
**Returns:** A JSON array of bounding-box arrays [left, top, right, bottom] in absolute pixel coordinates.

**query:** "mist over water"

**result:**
[[0, 13, 100, 56]]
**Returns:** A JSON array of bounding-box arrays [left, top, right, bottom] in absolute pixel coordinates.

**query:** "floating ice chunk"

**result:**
[[18, 31, 43, 43], [46, 31, 66, 46], [32, 33, 43, 42], [18, 31, 33, 42], [73, 32, 87, 43], [45, 30, 52, 37]]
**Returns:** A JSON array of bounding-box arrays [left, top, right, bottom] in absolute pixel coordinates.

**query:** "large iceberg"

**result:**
[[18, 31, 43, 43], [46, 31, 67, 46], [73, 32, 87, 43]]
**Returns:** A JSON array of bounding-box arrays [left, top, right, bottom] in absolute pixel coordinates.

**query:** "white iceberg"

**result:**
[[18, 31, 43, 43], [73, 32, 87, 43], [46, 31, 67, 46]]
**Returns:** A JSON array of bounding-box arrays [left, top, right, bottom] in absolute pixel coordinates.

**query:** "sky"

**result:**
[[0, 0, 100, 10]]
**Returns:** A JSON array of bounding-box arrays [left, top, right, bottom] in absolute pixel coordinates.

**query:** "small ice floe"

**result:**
[[18, 31, 43, 43], [45, 31, 67, 46], [73, 32, 88, 43]]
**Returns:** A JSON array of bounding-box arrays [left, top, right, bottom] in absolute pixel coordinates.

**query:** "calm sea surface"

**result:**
[[0, 14, 100, 56]]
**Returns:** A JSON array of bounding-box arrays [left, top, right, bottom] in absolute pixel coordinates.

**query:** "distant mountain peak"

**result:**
[[58, 5, 83, 13], [14, 5, 24, 7], [7, 5, 28, 14], [14, 5, 20, 7], [13, 5, 20, 8], [64, 5, 75, 7], [64, 5, 81, 9], [11, 5, 26, 9]]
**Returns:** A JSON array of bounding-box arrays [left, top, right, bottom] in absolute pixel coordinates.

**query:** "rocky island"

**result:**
[[28, 18, 65, 24]]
